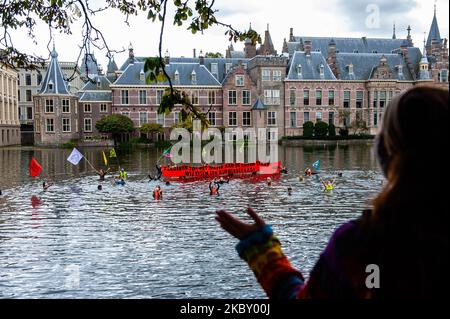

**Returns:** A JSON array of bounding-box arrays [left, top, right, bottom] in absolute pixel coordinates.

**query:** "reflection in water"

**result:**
[[0, 144, 382, 298]]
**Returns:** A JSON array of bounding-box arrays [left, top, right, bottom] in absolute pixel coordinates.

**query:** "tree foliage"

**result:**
[[314, 121, 329, 138], [303, 121, 314, 138], [96, 114, 134, 137], [205, 52, 223, 58], [140, 123, 163, 135]]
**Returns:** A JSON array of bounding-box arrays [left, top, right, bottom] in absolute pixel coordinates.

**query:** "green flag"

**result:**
[[109, 148, 117, 158], [162, 147, 171, 155]]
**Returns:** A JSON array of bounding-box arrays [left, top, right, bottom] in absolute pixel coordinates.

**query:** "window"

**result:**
[[236, 75, 244, 86], [242, 90, 251, 105], [267, 111, 276, 126], [139, 112, 148, 126], [273, 70, 282, 81], [174, 71, 180, 83], [228, 111, 237, 126], [191, 91, 199, 105], [303, 90, 310, 106], [62, 99, 70, 113], [174, 112, 180, 124], [157, 113, 165, 126], [228, 90, 237, 105], [37, 73, 42, 85], [156, 89, 164, 105], [328, 90, 335, 105], [379, 91, 386, 108], [303, 112, 310, 123], [373, 112, 378, 127], [191, 71, 197, 84], [26, 74, 31, 86], [316, 90, 322, 106], [264, 90, 280, 105], [211, 63, 218, 77], [62, 118, 71, 132], [290, 111, 296, 128], [208, 91, 216, 105], [440, 69, 448, 83], [316, 112, 323, 121], [100, 104, 107, 113], [122, 112, 130, 118], [23, 90, 32, 102], [343, 90, 350, 108], [243, 111, 251, 126], [35, 119, 40, 133], [27, 107, 33, 120], [84, 118, 92, 132], [328, 112, 334, 125], [46, 118, 54, 132], [18, 90, 21, 102], [45, 99, 54, 113], [48, 82, 53, 91], [388, 91, 393, 102], [84, 104, 91, 113], [262, 69, 270, 81], [267, 130, 277, 141], [208, 112, 216, 126], [272, 90, 280, 105], [225, 63, 232, 74], [289, 89, 296, 107], [139, 90, 147, 104], [356, 91, 363, 108], [373, 91, 378, 108], [121, 90, 129, 104]]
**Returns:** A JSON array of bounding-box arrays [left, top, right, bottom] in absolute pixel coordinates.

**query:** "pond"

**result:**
[[0, 143, 383, 298]]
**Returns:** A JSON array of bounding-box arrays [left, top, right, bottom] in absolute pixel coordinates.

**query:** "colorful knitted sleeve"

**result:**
[[236, 225, 305, 299]]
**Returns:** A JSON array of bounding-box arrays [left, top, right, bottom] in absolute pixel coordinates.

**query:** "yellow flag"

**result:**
[[109, 148, 117, 158], [102, 151, 108, 166]]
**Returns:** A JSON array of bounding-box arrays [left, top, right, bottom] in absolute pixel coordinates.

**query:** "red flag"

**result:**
[[30, 157, 42, 177]]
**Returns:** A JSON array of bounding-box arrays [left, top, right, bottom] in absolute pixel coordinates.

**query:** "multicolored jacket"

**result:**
[[236, 215, 375, 299]]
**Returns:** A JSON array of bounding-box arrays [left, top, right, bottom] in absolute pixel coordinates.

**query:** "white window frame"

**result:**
[[45, 118, 54, 132], [62, 99, 70, 113], [211, 63, 218, 77], [228, 90, 237, 105], [208, 90, 216, 105], [62, 118, 71, 132], [84, 118, 92, 132], [208, 112, 216, 126], [235, 75, 244, 86], [262, 69, 270, 81], [156, 89, 164, 105], [228, 111, 237, 126], [157, 113, 165, 127], [242, 90, 251, 105], [84, 103, 92, 113], [139, 90, 147, 105], [191, 90, 199, 105], [121, 90, 129, 104], [139, 112, 148, 126], [316, 111, 323, 121], [290, 111, 296, 128], [272, 70, 282, 81], [45, 99, 54, 113], [100, 103, 107, 113], [242, 111, 251, 126], [267, 111, 276, 126], [225, 63, 232, 74]]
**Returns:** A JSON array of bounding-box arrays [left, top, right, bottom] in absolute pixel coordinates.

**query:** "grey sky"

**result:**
[[10, 0, 449, 69]]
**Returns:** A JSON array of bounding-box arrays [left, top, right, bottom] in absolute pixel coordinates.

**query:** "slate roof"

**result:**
[[38, 47, 70, 95], [114, 61, 221, 86], [79, 91, 112, 102], [427, 12, 442, 46], [335, 53, 414, 81], [79, 75, 112, 102], [287, 37, 408, 56], [286, 51, 337, 80], [252, 98, 266, 110]]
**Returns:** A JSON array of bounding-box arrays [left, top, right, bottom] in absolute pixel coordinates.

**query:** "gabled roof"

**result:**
[[252, 98, 266, 110], [79, 91, 112, 102], [287, 37, 407, 56], [38, 46, 70, 95], [79, 75, 112, 102], [81, 75, 111, 91], [286, 51, 337, 80], [114, 61, 221, 86], [107, 58, 118, 74], [335, 53, 413, 81]]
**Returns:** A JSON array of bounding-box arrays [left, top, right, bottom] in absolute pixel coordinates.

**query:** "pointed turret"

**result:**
[[106, 56, 118, 76], [38, 44, 70, 95], [406, 25, 414, 47], [259, 24, 277, 56], [419, 37, 431, 80], [392, 22, 396, 39], [282, 38, 288, 54], [426, 4, 442, 46]]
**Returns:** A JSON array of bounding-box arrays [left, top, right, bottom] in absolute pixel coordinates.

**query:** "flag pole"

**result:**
[[84, 156, 96, 171]]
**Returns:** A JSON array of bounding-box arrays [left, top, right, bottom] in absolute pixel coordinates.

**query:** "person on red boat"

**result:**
[[209, 179, 220, 196], [153, 185, 162, 200]]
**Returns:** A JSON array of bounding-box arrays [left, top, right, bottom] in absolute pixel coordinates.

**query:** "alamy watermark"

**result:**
[[169, 120, 279, 164], [365, 264, 380, 289]]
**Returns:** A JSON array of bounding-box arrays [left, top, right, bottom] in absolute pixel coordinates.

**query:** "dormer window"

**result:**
[[348, 64, 354, 74], [140, 70, 145, 82], [296, 64, 302, 79], [353, 50, 359, 53], [210, 63, 218, 77], [48, 80, 54, 91], [225, 63, 232, 74], [372, 50, 378, 53], [397, 65, 403, 76], [174, 70, 180, 83], [319, 63, 325, 79], [191, 70, 197, 84], [96, 78, 101, 88]]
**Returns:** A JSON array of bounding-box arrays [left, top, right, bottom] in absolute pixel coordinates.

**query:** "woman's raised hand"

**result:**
[[215, 208, 266, 240]]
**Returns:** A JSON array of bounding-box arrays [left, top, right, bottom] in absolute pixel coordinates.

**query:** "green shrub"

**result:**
[[303, 121, 314, 137], [61, 139, 77, 149], [339, 127, 349, 137], [130, 136, 151, 144], [314, 121, 329, 138]]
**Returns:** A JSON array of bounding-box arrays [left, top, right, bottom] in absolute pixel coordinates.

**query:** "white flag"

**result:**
[[67, 148, 84, 165]]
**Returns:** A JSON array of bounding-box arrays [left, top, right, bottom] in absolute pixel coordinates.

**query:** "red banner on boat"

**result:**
[[30, 157, 42, 177]]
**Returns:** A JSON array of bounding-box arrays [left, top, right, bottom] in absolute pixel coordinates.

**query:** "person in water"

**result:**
[[209, 180, 220, 196], [42, 181, 51, 191], [217, 177, 230, 184], [153, 185, 162, 199], [304, 167, 312, 177], [287, 187, 293, 196], [215, 86, 449, 299], [320, 177, 336, 191], [267, 177, 272, 186], [114, 176, 126, 186], [280, 166, 288, 174], [97, 185, 102, 190], [119, 167, 128, 179], [96, 168, 110, 181]]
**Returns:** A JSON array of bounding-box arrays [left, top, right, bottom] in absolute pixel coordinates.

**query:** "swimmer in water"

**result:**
[[98, 185, 102, 190], [42, 181, 51, 191], [288, 187, 293, 196], [209, 179, 220, 195], [280, 166, 288, 174], [305, 168, 312, 177], [321, 177, 336, 191], [267, 177, 272, 186], [153, 185, 162, 199], [96, 168, 110, 181]]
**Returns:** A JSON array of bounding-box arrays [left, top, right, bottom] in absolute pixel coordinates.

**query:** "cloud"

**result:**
[[334, 0, 419, 36]]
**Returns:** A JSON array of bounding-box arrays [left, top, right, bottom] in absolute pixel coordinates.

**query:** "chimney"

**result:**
[[304, 39, 312, 56], [193, 48, 197, 58], [199, 50, 204, 65], [164, 49, 170, 65], [327, 39, 339, 79], [289, 28, 294, 42], [128, 42, 134, 64]]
